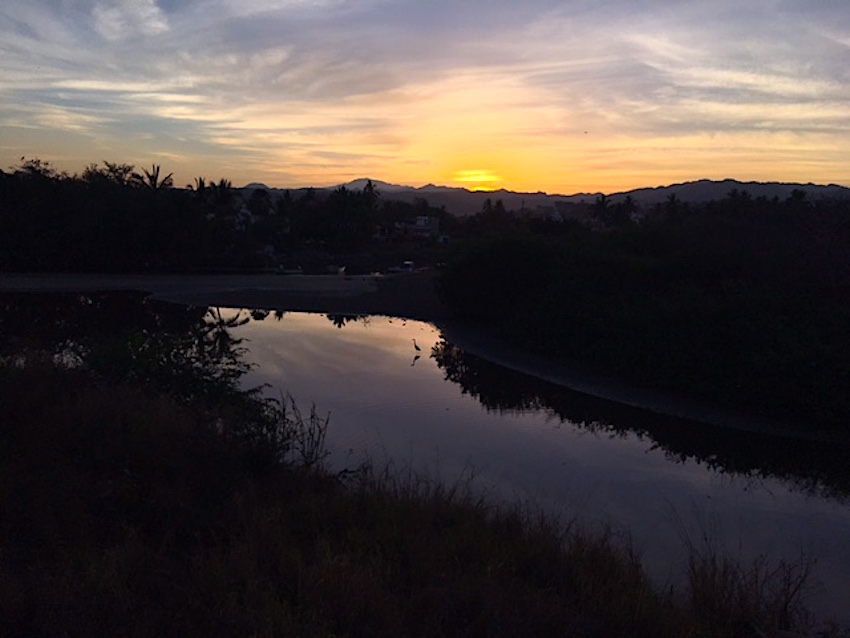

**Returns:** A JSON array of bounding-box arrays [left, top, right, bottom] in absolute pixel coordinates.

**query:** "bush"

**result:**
[[437, 236, 561, 322]]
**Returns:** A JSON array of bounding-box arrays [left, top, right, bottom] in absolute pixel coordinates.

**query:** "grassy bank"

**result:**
[[0, 359, 825, 637]]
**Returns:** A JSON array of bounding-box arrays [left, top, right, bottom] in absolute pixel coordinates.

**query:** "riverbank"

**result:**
[[0, 270, 450, 321], [3, 271, 845, 445]]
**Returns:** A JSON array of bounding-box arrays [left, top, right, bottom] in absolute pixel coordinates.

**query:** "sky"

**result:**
[[1, 0, 849, 194]]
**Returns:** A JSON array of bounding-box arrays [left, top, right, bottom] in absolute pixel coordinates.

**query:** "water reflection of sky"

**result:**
[[229, 310, 850, 625]]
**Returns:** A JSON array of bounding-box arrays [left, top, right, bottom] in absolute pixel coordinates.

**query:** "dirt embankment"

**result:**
[[162, 270, 452, 322], [0, 271, 450, 322]]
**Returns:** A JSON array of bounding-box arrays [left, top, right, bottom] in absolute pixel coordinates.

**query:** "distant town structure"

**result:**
[[407, 216, 441, 240], [375, 215, 442, 242]]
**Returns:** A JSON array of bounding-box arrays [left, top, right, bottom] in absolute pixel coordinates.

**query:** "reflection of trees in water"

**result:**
[[0, 292, 254, 402], [202, 307, 249, 357], [244, 309, 286, 322], [431, 341, 550, 415], [326, 314, 368, 329], [431, 338, 850, 501]]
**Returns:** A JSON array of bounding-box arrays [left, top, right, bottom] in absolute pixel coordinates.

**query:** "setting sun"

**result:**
[[452, 169, 502, 191]]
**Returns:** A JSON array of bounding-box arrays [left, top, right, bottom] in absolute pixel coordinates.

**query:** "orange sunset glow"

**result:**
[[452, 170, 502, 191]]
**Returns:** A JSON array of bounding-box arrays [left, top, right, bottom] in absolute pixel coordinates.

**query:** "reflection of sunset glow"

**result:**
[[228, 311, 443, 369]]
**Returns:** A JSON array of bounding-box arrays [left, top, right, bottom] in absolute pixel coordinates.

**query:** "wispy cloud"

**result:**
[[92, 0, 169, 41]]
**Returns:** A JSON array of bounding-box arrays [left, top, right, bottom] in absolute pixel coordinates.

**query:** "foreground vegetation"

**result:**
[[0, 293, 828, 637]]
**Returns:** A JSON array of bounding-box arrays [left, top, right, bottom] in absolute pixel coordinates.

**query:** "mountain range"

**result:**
[[242, 178, 850, 217]]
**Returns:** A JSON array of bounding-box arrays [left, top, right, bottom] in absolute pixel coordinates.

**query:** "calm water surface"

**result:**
[[230, 311, 850, 623]]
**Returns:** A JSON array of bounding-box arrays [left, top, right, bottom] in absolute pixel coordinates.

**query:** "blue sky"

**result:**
[[2, 0, 848, 192]]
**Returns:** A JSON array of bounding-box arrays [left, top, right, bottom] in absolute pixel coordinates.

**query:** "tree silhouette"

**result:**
[[201, 307, 250, 359], [326, 314, 363, 328], [14, 157, 64, 180], [132, 164, 173, 190], [82, 161, 135, 186], [363, 179, 379, 210]]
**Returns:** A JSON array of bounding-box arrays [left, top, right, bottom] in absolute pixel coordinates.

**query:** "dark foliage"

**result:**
[[0, 161, 451, 273], [438, 192, 850, 428], [437, 235, 562, 321]]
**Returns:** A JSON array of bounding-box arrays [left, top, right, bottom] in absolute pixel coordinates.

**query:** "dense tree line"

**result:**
[[0, 159, 452, 272], [0, 159, 238, 271], [438, 190, 850, 428]]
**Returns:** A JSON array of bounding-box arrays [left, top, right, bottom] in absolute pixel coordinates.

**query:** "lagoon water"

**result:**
[[230, 310, 850, 624]]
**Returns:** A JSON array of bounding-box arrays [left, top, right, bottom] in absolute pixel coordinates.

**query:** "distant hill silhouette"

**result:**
[[238, 178, 850, 217], [607, 179, 850, 206]]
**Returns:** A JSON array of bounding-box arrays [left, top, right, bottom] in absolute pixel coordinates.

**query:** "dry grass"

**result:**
[[683, 532, 816, 636]]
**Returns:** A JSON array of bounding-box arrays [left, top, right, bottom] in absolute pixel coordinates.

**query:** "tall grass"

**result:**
[[678, 519, 817, 638]]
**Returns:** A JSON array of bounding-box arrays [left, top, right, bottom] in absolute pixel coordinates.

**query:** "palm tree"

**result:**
[[132, 164, 173, 190], [200, 308, 250, 358]]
